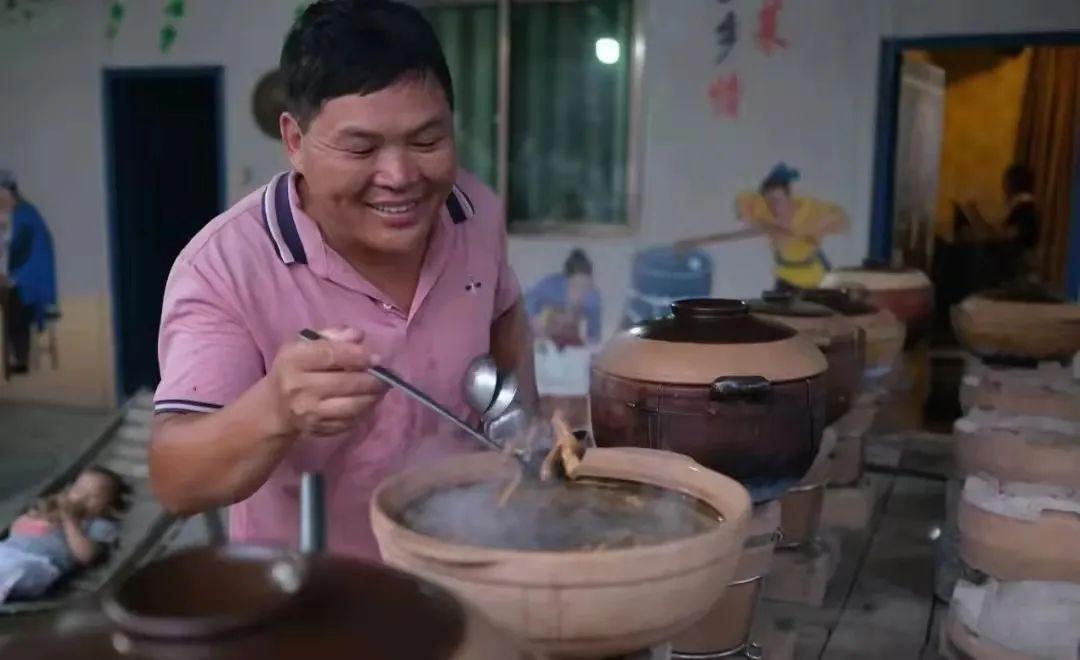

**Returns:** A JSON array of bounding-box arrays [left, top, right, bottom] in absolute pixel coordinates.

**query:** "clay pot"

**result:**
[[960, 360, 1080, 421], [822, 261, 933, 349], [11, 548, 526, 660], [590, 299, 828, 502], [945, 611, 1034, 660], [957, 479, 1080, 583], [672, 500, 780, 656], [827, 404, 877, 486], [749, 291, 865, 425], [371, 447, 752, 659], [801, 288, 906, 378], [952, 285, 1080, 361], [955, 411, 1080, 488]]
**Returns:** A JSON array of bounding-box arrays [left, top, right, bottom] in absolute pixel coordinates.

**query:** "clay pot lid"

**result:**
[[593, 298, 827, 384], [99, 547, 468, 658], [979, 284, 1068, 305], [748, 290, 835, 318], [822, 259, 932, 290], [800, 288, 879, 317], [749, 291, 861, 347]]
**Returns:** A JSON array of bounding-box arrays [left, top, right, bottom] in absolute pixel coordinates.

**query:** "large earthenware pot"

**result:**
[[952, 284, 1080, 361], [749, 290, 864, 425], [800, 288, 906, 379], [371, 447, 752, 659], [589, 299, 828, 502], [822, 260, 933, 348]]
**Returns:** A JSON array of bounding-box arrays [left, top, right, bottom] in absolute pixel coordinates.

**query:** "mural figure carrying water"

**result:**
[[678, 162, 849, 291]]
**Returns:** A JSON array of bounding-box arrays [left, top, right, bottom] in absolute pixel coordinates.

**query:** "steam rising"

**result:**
[[399, 478, 722, 552]]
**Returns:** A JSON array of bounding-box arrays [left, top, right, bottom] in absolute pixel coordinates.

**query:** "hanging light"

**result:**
[[595, 37, 621, 65]]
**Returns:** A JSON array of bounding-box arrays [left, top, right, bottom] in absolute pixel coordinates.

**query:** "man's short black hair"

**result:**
[[281, 0, 455, 128], [564, 249, 593, 277], [1004, 163, 1034, 197]]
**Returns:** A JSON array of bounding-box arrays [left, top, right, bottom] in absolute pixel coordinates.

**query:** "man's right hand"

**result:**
[[264, 327, 387, 439]]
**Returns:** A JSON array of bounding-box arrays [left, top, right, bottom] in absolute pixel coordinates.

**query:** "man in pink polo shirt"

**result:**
[[149, 0, 535, 559]]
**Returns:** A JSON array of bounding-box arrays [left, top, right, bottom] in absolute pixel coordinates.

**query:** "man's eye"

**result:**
[[412, 137, 443, 150]]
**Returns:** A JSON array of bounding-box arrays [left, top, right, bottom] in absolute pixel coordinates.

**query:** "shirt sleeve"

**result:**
[[154, 259, 265, 415], [493, 211, 521, 319], [84, 518, 119, 545]]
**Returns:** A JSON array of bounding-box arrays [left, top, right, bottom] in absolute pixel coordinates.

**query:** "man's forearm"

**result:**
[[150, 378, 295, 516]]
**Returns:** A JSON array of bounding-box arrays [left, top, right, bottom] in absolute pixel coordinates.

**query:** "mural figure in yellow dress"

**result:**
[[678, 163, 849, 290]]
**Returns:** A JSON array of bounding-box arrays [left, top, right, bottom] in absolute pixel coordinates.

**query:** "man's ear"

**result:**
[[281, 112, 305, 171]]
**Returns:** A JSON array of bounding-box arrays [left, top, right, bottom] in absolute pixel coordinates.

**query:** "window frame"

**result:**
[[414, 0, 645, 237]]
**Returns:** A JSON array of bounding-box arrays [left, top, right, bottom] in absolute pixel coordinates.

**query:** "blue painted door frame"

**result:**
[[869, 31, 1080, 299]]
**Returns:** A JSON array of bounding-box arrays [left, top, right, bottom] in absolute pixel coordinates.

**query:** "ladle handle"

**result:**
[[300, 472, 325, 555], [297, 329, 501, 453], [367, 366, 501, 452]]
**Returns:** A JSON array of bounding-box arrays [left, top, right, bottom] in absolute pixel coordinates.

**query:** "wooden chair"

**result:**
[[29, 307, 60, 372]]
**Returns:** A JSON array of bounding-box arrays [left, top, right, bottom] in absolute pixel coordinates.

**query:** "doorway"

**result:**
[[103, 67, 225, 399], [870, 32, 1080, 303]]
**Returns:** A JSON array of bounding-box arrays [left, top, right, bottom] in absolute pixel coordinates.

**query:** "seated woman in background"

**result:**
[[0, 169, 59, 374], [0, 467, 128, 602], [677, 163, 849, 290], [961, 163, 1039, 282]]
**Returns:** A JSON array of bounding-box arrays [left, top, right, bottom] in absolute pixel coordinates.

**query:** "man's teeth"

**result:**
[[372, 202, 417, 214]]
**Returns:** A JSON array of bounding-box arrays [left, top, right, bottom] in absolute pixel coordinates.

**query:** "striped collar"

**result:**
[[260, 172, 475, 266]]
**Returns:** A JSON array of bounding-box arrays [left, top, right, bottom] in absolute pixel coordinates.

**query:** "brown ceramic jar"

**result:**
[[589, 299, 828, 502], [822, 260, 933, 348], [749, 290, 865, 425]]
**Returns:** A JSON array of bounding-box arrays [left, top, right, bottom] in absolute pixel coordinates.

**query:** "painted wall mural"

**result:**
[[524, 249, 603, 396], [675, 163, 850, 291], [708, 0, 792, 120]]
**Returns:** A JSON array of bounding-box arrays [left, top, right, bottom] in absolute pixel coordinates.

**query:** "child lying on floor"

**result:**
[[0, 466, 128, 602]]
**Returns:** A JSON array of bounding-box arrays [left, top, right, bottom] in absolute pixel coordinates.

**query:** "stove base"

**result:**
[[764, 533, 840, 606]]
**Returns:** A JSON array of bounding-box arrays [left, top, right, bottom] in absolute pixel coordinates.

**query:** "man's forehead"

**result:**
[[313, 79, 451, 136]]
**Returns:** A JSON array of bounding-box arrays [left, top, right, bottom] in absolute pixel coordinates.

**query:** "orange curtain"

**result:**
[[1015, 47, 1080, 288]]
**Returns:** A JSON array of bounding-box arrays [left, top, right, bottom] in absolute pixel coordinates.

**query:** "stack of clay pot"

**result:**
[[942, 358, 1080, 657], [672, 501, 780, 660]]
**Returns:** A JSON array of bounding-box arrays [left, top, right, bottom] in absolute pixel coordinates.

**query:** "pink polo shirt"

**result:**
[[154, 170, 520, 559]]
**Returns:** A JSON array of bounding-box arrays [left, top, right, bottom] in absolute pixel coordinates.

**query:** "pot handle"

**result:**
[[710, 376, 772, 400]]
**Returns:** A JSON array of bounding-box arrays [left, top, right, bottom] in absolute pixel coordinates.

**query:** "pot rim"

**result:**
[[102, 545, 306, 640], [821, 267, 931, 291], [370, 448, 751, 584]]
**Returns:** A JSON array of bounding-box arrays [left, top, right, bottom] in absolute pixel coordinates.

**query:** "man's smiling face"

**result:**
[[282, 75, 457, 258]]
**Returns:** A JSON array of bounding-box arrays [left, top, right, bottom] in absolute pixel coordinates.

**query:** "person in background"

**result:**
[[961, 163, 1039, 283], [1, 467, 128, 602], [525, 249, 603, 348], [0, 170, 58, 374], [677, 163, 848, 290]]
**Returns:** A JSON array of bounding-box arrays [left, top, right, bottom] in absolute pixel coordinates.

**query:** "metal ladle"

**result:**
[[298, 329, 526, 464]]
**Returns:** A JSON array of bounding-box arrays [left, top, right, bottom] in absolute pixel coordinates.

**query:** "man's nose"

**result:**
[[372, 148, 419, 189]]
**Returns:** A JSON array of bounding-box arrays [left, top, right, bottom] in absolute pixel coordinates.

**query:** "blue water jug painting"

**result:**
[[621, 246, 714, 327]]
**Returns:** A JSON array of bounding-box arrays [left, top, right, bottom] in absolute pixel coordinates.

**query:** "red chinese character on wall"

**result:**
[[708, 72, 742, 119], [755, 0, 789, 55]]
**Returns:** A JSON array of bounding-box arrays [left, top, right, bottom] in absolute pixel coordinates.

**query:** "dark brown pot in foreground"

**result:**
[[749, 291, 865, 425], [822, 260, 933, 349], [8, 547, 526, 660], [590, 299, 828, 502]]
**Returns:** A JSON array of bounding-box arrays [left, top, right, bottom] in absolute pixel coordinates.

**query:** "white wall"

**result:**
[[3, 0, 1080, 407]]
